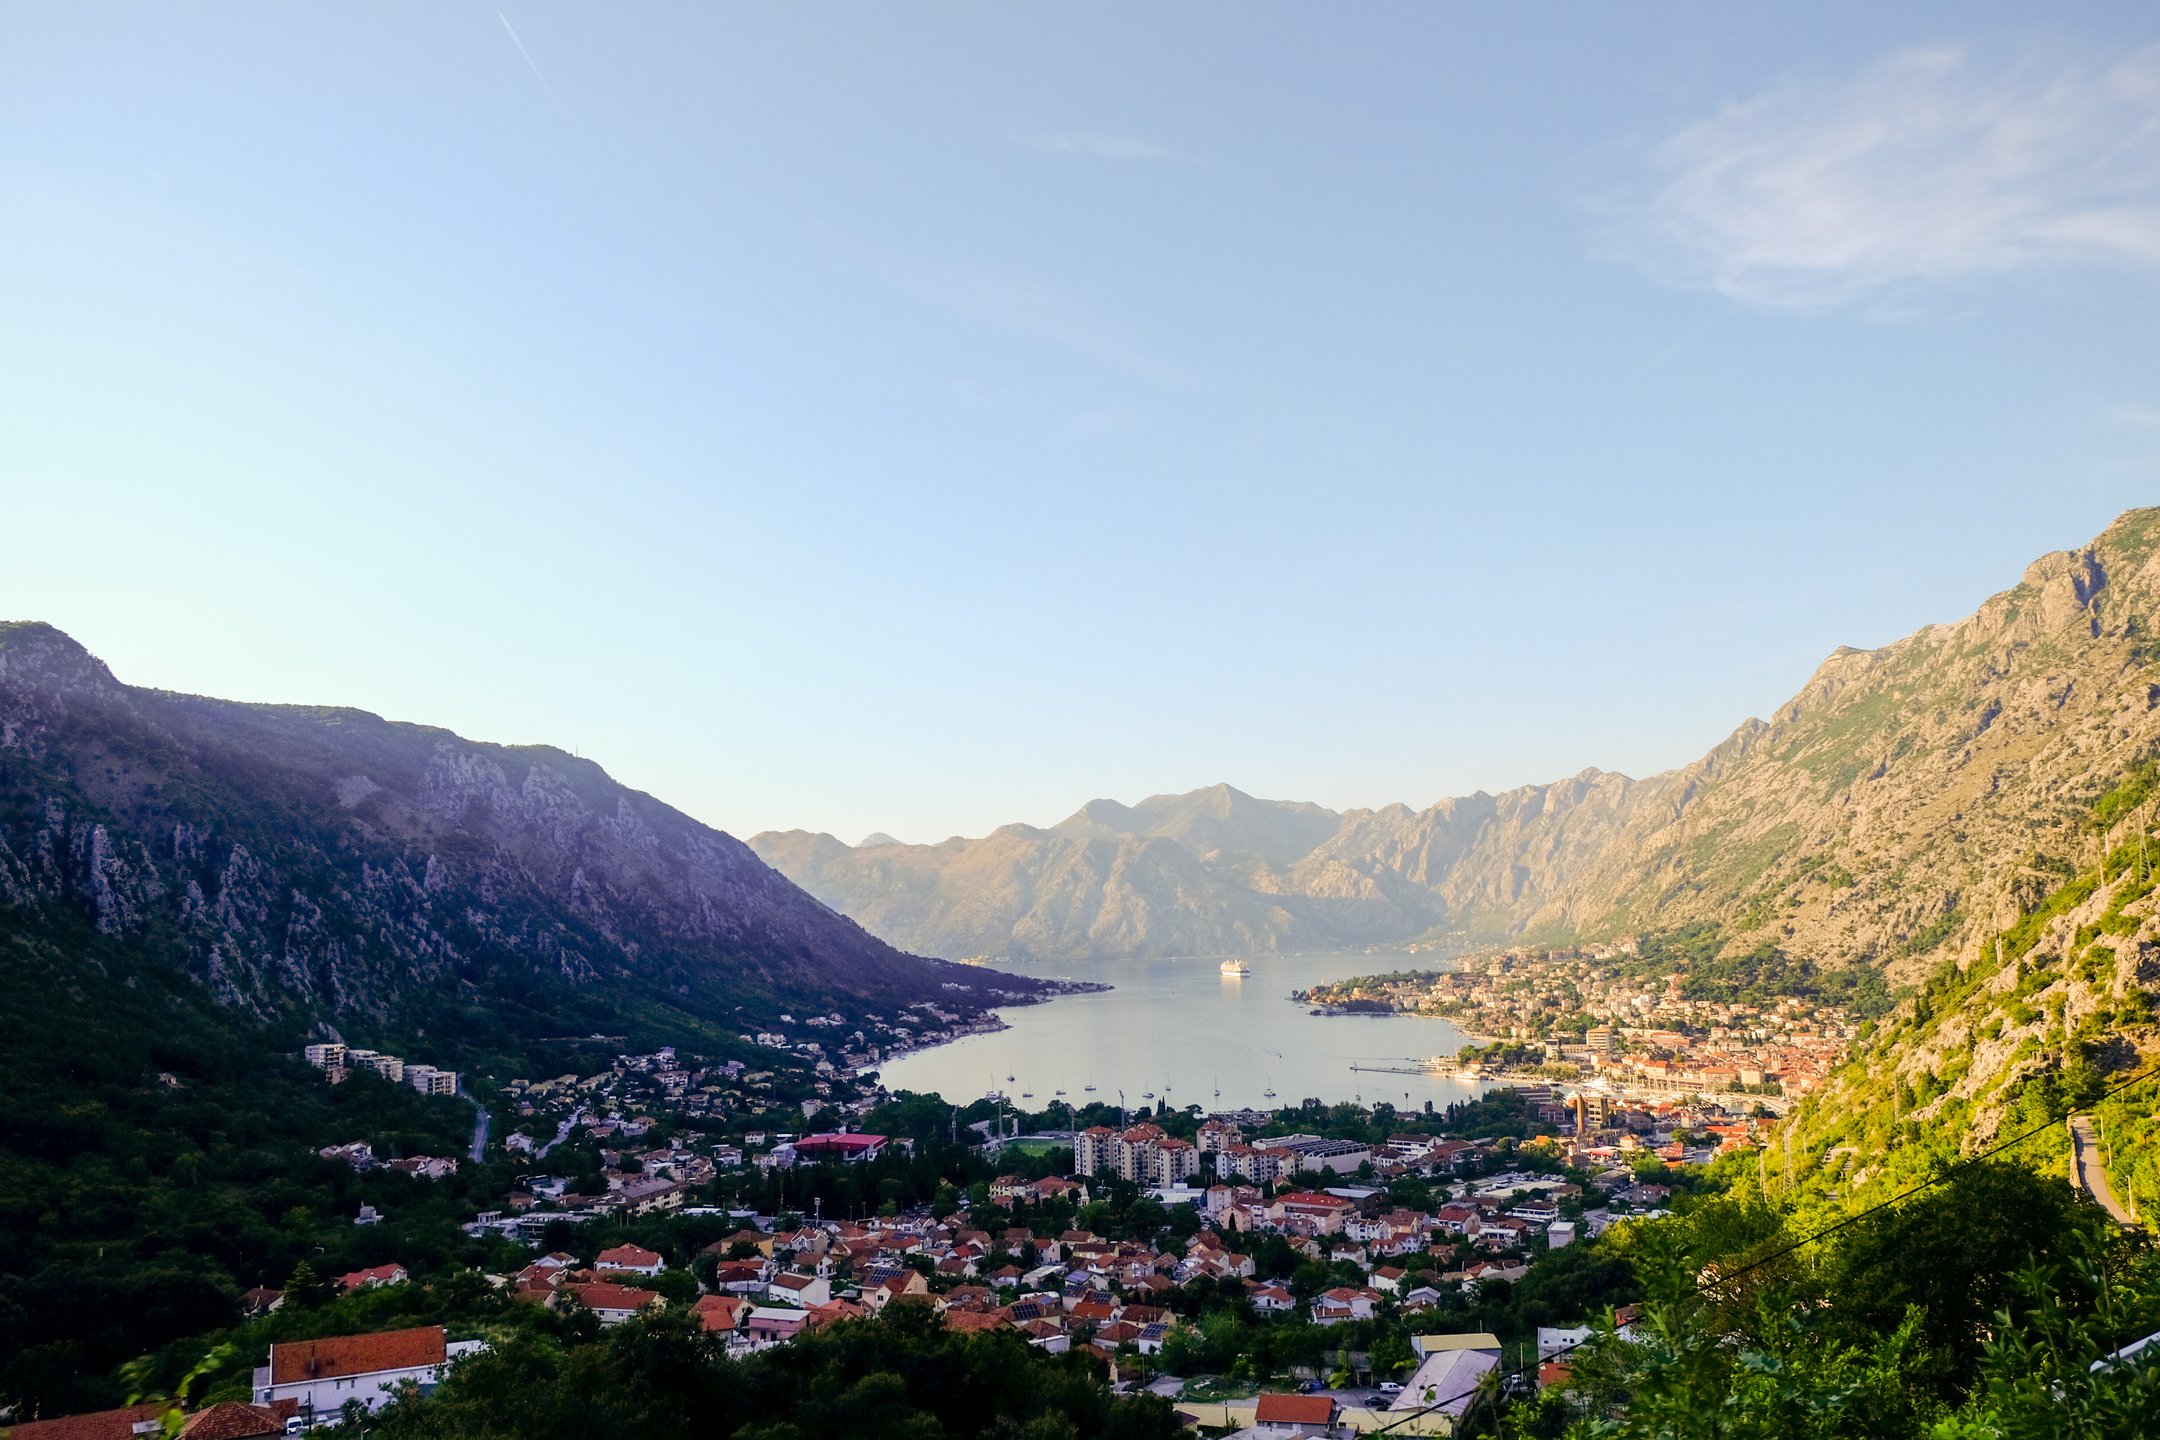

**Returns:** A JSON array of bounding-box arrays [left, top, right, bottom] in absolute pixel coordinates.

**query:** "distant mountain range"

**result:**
[[755, 508, 2160, 981], [0, 623, 1039, 1052]]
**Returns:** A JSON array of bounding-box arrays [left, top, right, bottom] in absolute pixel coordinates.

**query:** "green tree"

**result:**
[[283, 1260, 337, 1311], [1820, 1162, 2108, 1403]]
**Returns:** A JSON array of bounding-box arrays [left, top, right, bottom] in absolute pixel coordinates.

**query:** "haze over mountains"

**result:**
[[755, 508, 2160, 980], [0, 623, 1038, 1049]]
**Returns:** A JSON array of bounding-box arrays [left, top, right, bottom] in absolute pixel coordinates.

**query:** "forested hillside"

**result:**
[[0, 621, 1043, 1412]]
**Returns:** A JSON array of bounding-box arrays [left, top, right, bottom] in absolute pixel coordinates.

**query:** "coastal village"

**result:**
[[12, 943, 1836, 1439], [15, 967, 1807, 1440], [1300, 945, 1858, 1107], [38, 1102, 1691, 1436]]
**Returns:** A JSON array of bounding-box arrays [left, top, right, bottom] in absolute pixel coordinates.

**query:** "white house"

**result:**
[[1538, 1325, 1593, 1362], [1310, 1286, 1380, 1326], [567, 1282, 662, 1325], [768, 1271, 832, 1306], [1251, 1393, 1339, 1436], [595, 1243, 667, 1276], [253, 1326, 485, 1418]]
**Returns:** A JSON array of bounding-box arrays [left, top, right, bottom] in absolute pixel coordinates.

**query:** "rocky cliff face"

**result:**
[[1539, 514, 2160, 980], [754, 510, 2160, 975], [0, 623, 1037, 1039]]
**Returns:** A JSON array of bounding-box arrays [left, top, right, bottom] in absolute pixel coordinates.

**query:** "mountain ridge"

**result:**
[[752, 508, 2160, 977], [0, 621, 1041, 1051]]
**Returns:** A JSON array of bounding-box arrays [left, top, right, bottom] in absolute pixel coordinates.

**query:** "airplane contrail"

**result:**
[[498, 12, 563, 112]]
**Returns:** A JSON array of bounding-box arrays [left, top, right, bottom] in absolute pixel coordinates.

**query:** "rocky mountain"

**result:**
[[1538, 516, 2160, 981], [753, 770, 1672, 962], [0, 623, 1039, 1049], [754, 509, 2160, 978]]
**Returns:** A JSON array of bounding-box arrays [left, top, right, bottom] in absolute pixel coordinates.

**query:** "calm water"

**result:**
[[877, 951, 1490, 1113]]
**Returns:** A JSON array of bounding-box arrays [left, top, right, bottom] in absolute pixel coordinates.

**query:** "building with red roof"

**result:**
[[792, 1132, 889, 1162], [1, 1402, 169, 1440], [1252, 1392, 1338, 1434], [177, 1401, 300, 1439], [5, 1401, 301, 1440], [564, 1282, 662, 1324], [693, 1293, 745, 1334], [252, 1325, 485, 1418], [335, 1262, 409, 1291], [595, 1243, 666, 1275]]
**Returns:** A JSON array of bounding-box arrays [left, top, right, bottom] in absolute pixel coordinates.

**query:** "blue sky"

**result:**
[[3, 5, 2158, 844]]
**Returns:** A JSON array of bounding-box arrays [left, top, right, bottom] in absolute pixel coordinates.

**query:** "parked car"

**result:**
[[1378, 1382, 1403, 1395]]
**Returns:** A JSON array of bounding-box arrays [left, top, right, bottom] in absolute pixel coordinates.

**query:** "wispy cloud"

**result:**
[[1008, 129, 1171, 161], [1607, 43, 2160, 307], [2116, 403, 2160, 429]]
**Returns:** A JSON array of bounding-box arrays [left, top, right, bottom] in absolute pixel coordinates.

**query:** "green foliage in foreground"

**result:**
[[367, 1301, 1181, 1440], [1510, 1163, 2159, 1440]]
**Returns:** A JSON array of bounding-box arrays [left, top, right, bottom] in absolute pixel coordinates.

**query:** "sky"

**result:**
[[3, 5, 2159, 845]]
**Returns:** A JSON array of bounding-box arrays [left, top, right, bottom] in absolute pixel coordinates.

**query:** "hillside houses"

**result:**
[[302, 1044, 460, 1096]]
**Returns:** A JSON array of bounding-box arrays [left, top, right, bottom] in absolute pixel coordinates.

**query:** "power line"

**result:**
[[1365, 1060, 2160, 1435]]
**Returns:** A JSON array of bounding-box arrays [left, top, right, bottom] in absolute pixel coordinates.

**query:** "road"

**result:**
[[536, 1106, 586, 1160], [2070, 1116, 2136, 1226], [461, 1088, 490, 1163]]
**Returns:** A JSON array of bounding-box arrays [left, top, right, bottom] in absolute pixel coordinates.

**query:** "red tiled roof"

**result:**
[[336, 1263, 407, 1290], [3, 1402, 167, 1440], [794, 1132, 886, 1155], [178, 1401, 292, 1439], [1254, 1393, 1336, 1425], [568, 1282, 660, 1314], [596, 1244, 663, 1268], [269, 1326, 446, 1385], [806, 1298, 867, 1329], [943, 1309, 1012, 1333], [693, 1295, 744, 1332]]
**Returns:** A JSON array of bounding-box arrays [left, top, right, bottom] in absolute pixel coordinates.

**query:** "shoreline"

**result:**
[[865, 976, 1113, 1076]]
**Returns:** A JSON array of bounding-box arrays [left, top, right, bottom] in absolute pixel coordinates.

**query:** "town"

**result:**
[[1299, 943, 1859, 1109], [8, 1012, 1783, 1440]]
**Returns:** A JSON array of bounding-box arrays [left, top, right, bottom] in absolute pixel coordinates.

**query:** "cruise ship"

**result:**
[[1219, 959, 1251, 975]]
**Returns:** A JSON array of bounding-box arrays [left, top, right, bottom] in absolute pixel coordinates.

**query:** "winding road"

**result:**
[[2069, 1116, 2136, 1227]]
